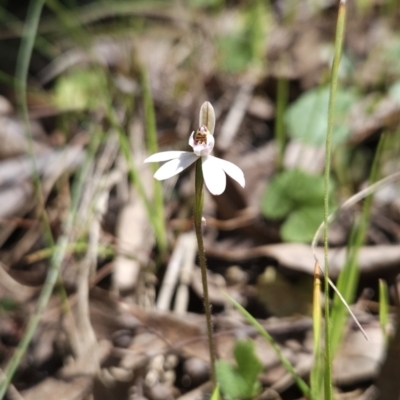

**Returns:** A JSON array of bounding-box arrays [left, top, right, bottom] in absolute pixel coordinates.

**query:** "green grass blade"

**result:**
[[37, 0, 166, 34], [46, 0, 167, 258], [323, 1, 347, 398], [141, 68, 167, 256], [224, 293, 312, 399], [379, 279, 389, 345], [105, 103, 166, 252], [0, 6, 58, 57], [45, 0, 91, 47], [330, 134, 384, 355]]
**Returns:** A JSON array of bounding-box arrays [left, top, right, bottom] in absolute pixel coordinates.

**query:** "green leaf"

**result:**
[[261, 171, 295, 219], [54, 68, 108, 111], [283, 171, 325, 206], [218, 33, 253, 73], [281, 205, 325, 243], [217, 2, 269, 73], [210, 385, 221, 400], [216, 360, 246, 400], [235, 340, 263, 395], [285, 86, 358, 146], [216, 340, 263, 399], [261, 169, 328, 219], [0, 297, 19, 313]]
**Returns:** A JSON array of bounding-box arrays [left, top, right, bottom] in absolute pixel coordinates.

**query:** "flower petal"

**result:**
[[212, 156, 245, 188], [144, 151, 190, 163], [153, 153, 198, 180], [188, 132, 195, 147], [202, 156, 226, 195]]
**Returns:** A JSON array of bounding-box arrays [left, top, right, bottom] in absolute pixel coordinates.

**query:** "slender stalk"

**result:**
[[323, 1, 347, 398], [193, 159, 217, 387]]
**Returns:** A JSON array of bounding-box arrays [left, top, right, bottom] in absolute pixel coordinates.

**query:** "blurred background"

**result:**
[[0, 0, 400, 399]]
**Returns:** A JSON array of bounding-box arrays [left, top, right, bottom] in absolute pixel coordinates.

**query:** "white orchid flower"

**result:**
[[144, 102, 245, 196]]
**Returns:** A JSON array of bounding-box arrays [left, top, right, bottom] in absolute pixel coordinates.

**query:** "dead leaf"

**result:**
[[334, 323, 385, 385], [206, 243, 400, 278]]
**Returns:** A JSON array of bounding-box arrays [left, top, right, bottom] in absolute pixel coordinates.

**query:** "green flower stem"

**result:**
[[193, 159, 217, 387]]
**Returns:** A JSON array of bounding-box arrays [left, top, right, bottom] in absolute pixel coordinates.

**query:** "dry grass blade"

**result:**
[[174, 232, 197, 314], [157, 233, 188, 312], [217, 83, 255, 152]]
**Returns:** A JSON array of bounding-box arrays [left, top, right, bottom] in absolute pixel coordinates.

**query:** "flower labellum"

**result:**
[[190, 125, 214, 156], [144, 102, 245, 195]]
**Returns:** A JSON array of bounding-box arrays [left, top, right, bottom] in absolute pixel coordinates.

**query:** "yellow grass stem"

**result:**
[[311, 261, 323, 399]]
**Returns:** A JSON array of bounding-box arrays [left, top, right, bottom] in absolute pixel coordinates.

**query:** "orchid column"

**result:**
[[145, 102, 245, 387]]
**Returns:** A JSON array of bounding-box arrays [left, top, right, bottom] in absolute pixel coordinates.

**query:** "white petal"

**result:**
[[154, 153, 198, 180], [144, 151, 189, 163], [212, 156, 245, 188], [202, 156, 226, 195], [188, 132, 195, 147]]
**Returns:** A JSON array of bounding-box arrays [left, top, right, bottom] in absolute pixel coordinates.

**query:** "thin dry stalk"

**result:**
[[174, 232, 197, 314], [157, 233, 187, 311]]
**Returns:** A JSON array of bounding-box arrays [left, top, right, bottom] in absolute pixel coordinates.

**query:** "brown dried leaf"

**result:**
[[207, 243, 400, 278]]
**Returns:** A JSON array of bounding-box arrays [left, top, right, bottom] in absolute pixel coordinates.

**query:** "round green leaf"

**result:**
[[261, 169, 331, 219], [281, 206, 325, 243], [261, 171, 295, 219], [285, 86, 358, 146]]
